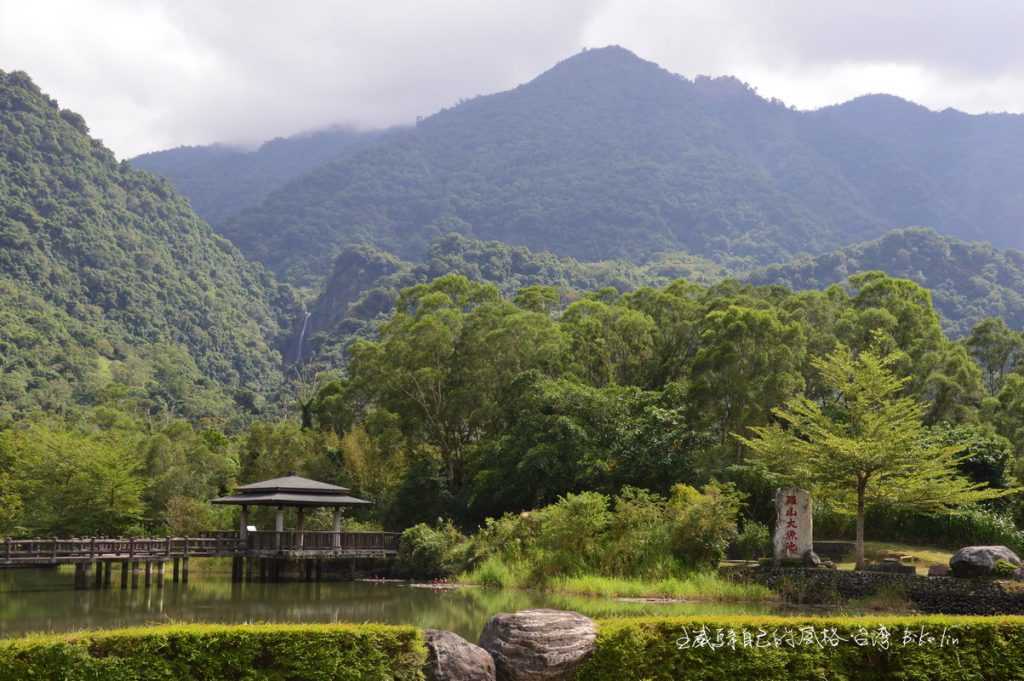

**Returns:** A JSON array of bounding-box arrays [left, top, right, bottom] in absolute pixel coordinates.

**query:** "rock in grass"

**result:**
[[425, 629, 496, 681], [949, 546, 1021, 578], [478, 609, 596, 681]]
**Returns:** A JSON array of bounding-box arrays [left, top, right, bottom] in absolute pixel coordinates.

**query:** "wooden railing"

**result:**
[[246, 531, 401, 553], [0, 536, 238, 563], [0, 532, 400, 564]]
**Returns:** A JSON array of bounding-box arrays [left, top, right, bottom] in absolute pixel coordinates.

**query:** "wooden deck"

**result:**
[[0, 531, 400, 566], [0, 532, 401, 588]]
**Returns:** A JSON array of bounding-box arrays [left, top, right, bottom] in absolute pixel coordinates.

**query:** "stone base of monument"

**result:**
[[724, 565, 1024, 615], [863, 558, 916, 575]]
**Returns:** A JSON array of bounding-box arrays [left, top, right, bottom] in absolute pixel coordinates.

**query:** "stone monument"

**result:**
[[773, 487, 812, 565]]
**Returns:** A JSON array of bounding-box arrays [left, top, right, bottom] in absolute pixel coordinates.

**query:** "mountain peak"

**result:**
[[530, 45, 680, 88], [832, 93, 931, 116]]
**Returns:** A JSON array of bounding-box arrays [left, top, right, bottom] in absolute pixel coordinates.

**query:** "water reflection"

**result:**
[[0, 568, 789, 641]]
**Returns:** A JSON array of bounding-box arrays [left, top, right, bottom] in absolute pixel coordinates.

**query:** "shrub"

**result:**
[[531, 491, 611, 578], [461, 555, 522, 588], [578, 616, 1024, 681], [396, 520, 465, 579], [667, 482, 743, 569], [0, 623, 425, 681], [731, 520, 771, 560], [464, 485, 747, 585], [607, 487, 672, 575]]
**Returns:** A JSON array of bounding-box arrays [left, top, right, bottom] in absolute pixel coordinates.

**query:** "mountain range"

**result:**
[[2, 46, 1023, 418], [134, 46, 1024, 291]]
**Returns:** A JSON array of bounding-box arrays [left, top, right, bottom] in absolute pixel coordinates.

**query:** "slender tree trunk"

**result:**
[[855, 478, 866, 570]]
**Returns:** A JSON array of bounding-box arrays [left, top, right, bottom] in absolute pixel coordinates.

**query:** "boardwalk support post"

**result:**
[[73, 562, 87, 590]]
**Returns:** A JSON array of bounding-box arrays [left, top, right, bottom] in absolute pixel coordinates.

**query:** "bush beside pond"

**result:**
[[579, 615, 1024, 681], [0, 623, 426, 681]]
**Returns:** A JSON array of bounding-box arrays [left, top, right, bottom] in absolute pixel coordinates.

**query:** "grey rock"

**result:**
[[950, 545, 1022, 578], [802, 550, 821, 567], [928, 565, 950, 577], [425, 629, 496, 681], [479, 609, 597, 681]]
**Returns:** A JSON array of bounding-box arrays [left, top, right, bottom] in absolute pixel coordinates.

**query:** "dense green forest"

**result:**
[[294, 229, 1024, 365], [0, 70, 295, 420], [184, 46, 1024, 288], [296, 234, 727, 366], [3, 59, 1024, 562], [750, 228, 1024, 337], [131, 127, 383, 230], [6, 266, 1023, 545]]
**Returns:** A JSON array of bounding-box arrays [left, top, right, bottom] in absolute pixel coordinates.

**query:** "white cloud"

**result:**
[[1, 0, 1022, 157]]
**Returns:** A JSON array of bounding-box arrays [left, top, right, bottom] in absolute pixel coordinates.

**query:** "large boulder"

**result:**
[[478, 609, 597, 681], [424, 629, 496, 681], [949, 545, 1022, 578]]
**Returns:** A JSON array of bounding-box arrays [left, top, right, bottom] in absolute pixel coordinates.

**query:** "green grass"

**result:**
[[459, 557, 774, 603], [549, 573, 774, 602], [832, 541, 953, 574]]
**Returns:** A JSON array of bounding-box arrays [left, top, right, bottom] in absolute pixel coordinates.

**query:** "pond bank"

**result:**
[[456, 570, 776, 604], [726, 565, 1024, 615]]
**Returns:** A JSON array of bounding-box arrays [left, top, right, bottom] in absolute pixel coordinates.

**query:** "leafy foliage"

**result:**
[[460, 486, 744, 584], [750, 228, 1024, 337], [0, 70, 295, 418], [580, 616, 1024, 681], [738, 345, 1013, 567], [0, 623, 426, 681]]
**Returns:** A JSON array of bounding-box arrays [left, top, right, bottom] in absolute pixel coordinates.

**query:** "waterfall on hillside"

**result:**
[[295, 311, 312, 364]]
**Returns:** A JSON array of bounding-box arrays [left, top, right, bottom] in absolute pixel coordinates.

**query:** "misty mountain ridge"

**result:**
[[138, 45, 1019, 289], [132, 125, 388, 230]]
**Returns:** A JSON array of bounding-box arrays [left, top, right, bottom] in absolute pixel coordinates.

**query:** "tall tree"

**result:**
[[737, 346, 1011, 569], [967, 318, 1024, 394], [689, 304, 806, 464]]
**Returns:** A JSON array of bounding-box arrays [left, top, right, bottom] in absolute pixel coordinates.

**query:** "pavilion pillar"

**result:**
[[296, 507, 305, 549], [275, 506, 284, 551], [239, 505, 249, 545], [332, 508, 342, 548]]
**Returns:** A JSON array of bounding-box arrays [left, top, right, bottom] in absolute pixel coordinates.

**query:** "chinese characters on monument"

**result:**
[[773, 487, 812, 564]]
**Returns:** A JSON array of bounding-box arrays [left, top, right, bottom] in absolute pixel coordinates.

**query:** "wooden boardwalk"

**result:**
[[0, 531, 401, 589]]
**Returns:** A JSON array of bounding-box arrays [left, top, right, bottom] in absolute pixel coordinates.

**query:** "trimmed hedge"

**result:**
[[0, 623, 426, 681], [578, 615, 1024, 681]]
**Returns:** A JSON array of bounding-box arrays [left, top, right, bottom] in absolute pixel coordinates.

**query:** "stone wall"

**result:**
[[725, 566, 1024, 614]]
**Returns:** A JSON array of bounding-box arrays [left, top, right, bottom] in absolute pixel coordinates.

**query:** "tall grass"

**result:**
[[549, 573, 773, 602], [458, 557, 773, 602]]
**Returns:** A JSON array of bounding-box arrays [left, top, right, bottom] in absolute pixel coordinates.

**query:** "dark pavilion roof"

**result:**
[[211, 474, 372, 507]]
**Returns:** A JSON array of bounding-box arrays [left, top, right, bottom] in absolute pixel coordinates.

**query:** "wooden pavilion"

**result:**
[[212, 474, 373, 551]]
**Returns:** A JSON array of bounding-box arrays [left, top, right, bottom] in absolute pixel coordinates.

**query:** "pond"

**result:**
[[0, 567, 809, 641]]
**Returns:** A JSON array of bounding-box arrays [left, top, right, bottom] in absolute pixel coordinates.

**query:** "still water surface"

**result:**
[[1, 568, 794, 641]]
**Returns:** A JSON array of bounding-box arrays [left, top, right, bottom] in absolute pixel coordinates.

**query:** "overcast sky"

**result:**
[[2, 0, 1022, 158]]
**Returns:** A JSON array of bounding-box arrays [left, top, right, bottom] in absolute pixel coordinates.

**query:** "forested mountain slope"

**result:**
[[207, 46, 1024, 287], [296, 234, 727, 364], [0, 70, 294, 417], [748, 228, 1024, 337], [130, 127, 383, 230]]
